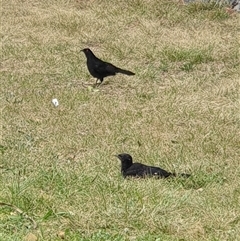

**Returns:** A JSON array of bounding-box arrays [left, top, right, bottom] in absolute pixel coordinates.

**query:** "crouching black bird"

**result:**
[[81, 48, 135, 84], [116, 153, 191, 178]]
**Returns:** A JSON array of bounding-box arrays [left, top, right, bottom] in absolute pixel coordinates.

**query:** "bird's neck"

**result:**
[[87, 51, 97, 60], [121, 161, 132, 173]]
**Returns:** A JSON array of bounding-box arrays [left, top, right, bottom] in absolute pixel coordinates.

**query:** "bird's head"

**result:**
[[81, 48, 91, 53], [115, 153, 133, 174], [115, 153, 133, 164], [81, 48, 95, 58]]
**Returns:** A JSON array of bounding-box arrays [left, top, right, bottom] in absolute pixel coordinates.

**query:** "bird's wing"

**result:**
[[104, 63, 118, 74], [124, 163, 147, 177], [147, 166, 172, 178], [92, 60, 117, 75]]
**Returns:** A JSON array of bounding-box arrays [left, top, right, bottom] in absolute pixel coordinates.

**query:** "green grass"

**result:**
[[1, 0, 240, 240]]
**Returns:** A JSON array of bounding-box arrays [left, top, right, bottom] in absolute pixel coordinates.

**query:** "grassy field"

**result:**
[[1, 0, 240, 240]]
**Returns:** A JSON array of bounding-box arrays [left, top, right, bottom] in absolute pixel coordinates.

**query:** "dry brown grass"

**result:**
[[1, 0, 240, 240]]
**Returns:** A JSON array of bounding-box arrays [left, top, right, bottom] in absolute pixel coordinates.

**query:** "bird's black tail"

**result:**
[[116, 68, 135, 76]]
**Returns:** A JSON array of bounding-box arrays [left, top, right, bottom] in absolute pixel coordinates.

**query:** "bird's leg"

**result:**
[[95, 78, 103, 87], [93, 79, 101, 88], [93, 79, 100, 88]]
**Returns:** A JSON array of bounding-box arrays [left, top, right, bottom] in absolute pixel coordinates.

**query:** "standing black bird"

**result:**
[[81, 48, 135, 84], [116, 153, 191, 178]]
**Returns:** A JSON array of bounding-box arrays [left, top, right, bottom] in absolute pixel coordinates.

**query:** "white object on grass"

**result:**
[[52, 98, 59, 107]]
